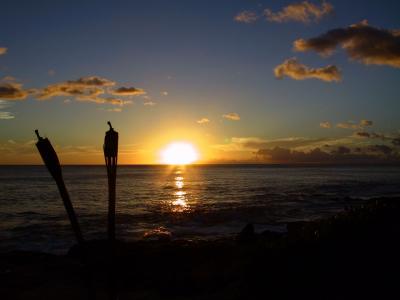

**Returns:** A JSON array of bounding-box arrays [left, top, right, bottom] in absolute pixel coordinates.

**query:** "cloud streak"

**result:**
[[320, 121, 332, 128], [294, 20, 400, 68], [197, 118, 210, 124], [234, 11, 259, 23], [110, 86, 145, 96], [222, 112, 240, 121], [274, 58, 341, 82], [264, 1, 333, 23], [336, 119, 373, 130]]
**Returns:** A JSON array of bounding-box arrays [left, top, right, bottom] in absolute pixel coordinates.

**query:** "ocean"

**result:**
[[1, 165, 400, 253]]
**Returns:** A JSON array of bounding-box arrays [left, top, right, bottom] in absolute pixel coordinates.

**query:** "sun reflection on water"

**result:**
[[171, 169, 189, 212]]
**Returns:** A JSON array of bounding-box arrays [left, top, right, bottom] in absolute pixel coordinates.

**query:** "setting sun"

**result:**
[[160, 142, 199, 165]]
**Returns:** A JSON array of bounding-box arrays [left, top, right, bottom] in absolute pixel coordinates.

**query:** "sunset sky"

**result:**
[[1, 0, 400, 164]]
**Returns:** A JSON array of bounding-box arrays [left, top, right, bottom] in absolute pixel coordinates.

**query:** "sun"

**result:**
[[160, 142, 199, 165]]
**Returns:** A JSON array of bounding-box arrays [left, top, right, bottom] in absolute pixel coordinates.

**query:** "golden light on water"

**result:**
[[160, 142, 199, 165], [172, 172, 189, 212]]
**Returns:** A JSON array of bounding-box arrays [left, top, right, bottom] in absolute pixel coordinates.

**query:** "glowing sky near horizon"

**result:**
[[0, 0, 400, 164]]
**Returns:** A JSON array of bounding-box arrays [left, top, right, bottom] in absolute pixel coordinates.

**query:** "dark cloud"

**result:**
[[256, 144, 399, 164], [110, 86, 146, 96], [332, 146, 351, 155], [392, 138, 400, 146], [231, 136, 338, 150], [0, 83, 34, 100], [274, 58, 341, 82], [264, 1, 333, 23], [368, 144, 393, 155], [354, 131, 371, 138], [294, 20, 400, 68]]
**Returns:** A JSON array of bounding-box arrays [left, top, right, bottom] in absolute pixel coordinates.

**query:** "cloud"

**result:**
[[392, 138, 400, 146], [161, 91, 168, 96], [274, 58, 341, 82], [234, 11, 259, 23], [0, 111, 14, 119], [336, 119, 373, 130], [197, 118, 210, 124], [1, 76, 16, 82], [222, 112, 240, 121], [0, 47, 7, 55], [144, 101, 156, 106], [360, 119, 373, 127], [0, 83, 34, 100], [68, 76, 115, 87], [37, 76, 115, 100], [256, 144, 399, 164], [294, 20, 400, 68], [110, 86, 146, 96], [264, 1, 333, 23], [0, 100, 11, 109], [36, 76, 143, 108], [76, 96, 133, 106], [354, 131, 371, 138], [214, 136, 349, 153], [320, 121, 332, 128], [336, 121, 360, 130], [0, 100, 15, 120], [100, 107, 122, 113]]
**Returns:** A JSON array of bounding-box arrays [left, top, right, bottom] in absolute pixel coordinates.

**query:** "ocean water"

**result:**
[[1, 165, 400, 253]]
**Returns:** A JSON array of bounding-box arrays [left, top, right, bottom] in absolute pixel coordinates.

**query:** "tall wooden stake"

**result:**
[[35, 130, 95, 299], [35, 129, 84, 247]]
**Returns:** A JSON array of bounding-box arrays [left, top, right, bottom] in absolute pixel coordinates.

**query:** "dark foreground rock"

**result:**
[[1, 197, 400, 299]]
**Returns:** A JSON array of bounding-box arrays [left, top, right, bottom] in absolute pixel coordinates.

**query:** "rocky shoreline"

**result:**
[[1, 197, 400, 299]]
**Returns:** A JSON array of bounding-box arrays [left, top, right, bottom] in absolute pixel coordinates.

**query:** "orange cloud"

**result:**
[[264, 1, 333, 23], [234, 11, 259, 23], [222, 112, 240, 121], [274, 58, 341, 82]]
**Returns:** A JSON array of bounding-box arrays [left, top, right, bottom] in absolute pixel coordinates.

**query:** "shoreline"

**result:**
[[2, 196, 400, 299]]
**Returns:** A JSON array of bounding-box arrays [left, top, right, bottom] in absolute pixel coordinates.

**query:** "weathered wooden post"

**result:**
[[35, 129, 85, 247], [35, 129, 95, 299]]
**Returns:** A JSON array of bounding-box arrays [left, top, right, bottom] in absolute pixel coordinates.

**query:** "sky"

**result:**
[[0, 0, 400, 164]]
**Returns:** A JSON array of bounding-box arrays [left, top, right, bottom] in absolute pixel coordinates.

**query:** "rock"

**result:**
[[237, 223, 255, 243]]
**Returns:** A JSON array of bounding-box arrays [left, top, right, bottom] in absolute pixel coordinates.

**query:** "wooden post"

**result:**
[[35, 130, 95, 299], [35, 130, 84, 247]]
